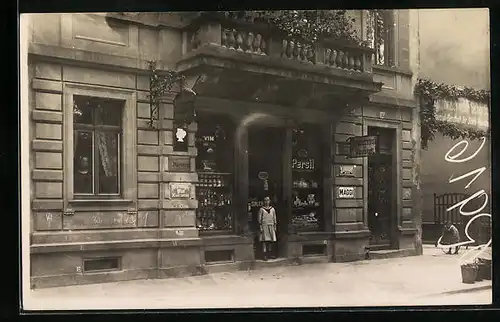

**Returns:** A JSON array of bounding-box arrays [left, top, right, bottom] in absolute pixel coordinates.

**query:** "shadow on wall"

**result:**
[[420, 133, 491, 222]]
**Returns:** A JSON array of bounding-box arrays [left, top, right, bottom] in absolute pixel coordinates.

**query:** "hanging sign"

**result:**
[[348, 135, 379, 158]]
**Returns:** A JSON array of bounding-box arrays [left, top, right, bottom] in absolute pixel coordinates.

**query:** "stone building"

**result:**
[[24, 11, 421, 288]]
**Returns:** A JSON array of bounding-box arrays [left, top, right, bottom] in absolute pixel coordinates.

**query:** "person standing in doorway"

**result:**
[[258, 196, 277, 261]]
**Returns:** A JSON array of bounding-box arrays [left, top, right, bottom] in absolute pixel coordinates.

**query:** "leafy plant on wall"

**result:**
[[414, 78, 490, 150], [147, 60, 185, 128]]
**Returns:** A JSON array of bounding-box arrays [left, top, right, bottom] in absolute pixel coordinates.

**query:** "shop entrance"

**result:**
[[248, 126, 286, 260], [367, 127, 396, 250]]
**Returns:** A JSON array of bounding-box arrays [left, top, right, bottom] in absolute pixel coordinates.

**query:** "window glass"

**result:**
[[74, 131, 94, 194], [291, 126, 323, 231], [195, 113, 234, 232], [73, 95, 122, 197]]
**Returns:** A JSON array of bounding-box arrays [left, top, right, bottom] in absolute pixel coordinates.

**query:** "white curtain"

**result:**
[[95, 132, 118, 177]]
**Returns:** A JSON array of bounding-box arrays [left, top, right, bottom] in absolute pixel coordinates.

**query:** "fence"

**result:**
[[433, 192, 492, 245]]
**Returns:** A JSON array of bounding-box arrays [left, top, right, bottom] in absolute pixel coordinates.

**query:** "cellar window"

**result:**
[[302, 244, 327, 257], [204, 250, 234, 264], [83, 257, 121, 273]]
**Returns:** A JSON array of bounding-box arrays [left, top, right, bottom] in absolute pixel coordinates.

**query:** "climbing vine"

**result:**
[[414, 78, 490, 150], [147, 60, 184, 128]]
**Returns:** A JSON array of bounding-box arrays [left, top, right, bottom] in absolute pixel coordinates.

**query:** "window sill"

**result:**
[[373, 64, 413, 77]]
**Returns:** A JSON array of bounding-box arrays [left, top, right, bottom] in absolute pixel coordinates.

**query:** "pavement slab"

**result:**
[[23, 246, 492, 310]]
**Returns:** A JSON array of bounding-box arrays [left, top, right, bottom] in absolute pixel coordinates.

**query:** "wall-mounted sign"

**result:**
[[169, 156, 191, 172], [170, 183, 191, 199], [292, 158, 315, 171], [339, 165, 356, 176], [338, 186, 355, 199], [348, 135, 379, 158]]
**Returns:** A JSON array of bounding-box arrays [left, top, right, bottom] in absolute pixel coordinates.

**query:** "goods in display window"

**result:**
[[195, 114, 235, 233], [290, 127, 323, 231], [195, 172, 233, 231]]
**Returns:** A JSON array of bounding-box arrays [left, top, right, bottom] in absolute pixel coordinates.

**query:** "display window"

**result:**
[[194, 113, 235, 232]]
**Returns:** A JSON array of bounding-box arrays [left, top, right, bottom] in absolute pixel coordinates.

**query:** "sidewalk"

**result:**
[[23, 245, 492, 310]]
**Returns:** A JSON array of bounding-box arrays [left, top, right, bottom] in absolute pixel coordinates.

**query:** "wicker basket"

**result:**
[[477, 258, 492, 280]]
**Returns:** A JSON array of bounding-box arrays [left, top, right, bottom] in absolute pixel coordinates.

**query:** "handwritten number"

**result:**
[[444, 137, 486, 163], [437, 137, 491, 264]]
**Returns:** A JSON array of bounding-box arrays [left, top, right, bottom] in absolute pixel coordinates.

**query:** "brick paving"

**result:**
[[23, 246, 492, 310]]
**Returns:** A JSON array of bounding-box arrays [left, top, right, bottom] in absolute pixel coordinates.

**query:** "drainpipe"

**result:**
[[409, 9, 423, 255]]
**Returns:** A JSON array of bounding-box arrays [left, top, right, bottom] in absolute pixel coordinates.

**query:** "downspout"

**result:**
[[410, 9, 423, 255]]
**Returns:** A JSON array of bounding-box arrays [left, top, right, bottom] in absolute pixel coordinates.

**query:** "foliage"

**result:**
[[414, 78, 490, 150], [221, 10, 364, 46], [147, 60, 184, 128]]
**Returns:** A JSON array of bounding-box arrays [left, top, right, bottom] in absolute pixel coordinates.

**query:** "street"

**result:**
[[23, 245, 492, 310]]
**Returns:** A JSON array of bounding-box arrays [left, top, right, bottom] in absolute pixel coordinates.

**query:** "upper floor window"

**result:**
[[368, 10, 396, 67], [73, 95, 123, 197]]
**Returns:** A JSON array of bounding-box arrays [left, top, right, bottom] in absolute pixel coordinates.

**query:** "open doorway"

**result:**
[[367, 127, 396, 250], [247, 126, 285, 260]]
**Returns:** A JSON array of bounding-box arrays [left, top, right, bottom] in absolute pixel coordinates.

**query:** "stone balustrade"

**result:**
[[185, 16, 373, 74]]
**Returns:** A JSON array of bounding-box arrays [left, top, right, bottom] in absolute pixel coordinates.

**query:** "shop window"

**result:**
[[73, 95, 123, 197], [291, 126, 323, 231], [195, 113, 235, 233]]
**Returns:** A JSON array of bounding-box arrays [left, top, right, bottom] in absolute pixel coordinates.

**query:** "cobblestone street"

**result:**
[[24, 246, 492, 310]]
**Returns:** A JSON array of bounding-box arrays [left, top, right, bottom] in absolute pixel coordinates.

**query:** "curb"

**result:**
[[424, 284, 492, 297]]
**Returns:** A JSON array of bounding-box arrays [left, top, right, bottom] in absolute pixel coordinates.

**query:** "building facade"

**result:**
[[25, 11, 420, 288], [411, 9, 491, 242]]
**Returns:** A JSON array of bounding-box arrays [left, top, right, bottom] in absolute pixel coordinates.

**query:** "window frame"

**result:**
[[63, 83, 137, 210], [368, 9, 398, 68], [194, 112, 236, 234], [73, 95, 123, 198]]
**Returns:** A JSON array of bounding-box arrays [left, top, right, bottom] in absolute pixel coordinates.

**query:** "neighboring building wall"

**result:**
[[410, 9, 491, 225]]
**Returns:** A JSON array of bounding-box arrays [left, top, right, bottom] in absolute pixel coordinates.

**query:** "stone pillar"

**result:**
[[235, 124, 250, 236]]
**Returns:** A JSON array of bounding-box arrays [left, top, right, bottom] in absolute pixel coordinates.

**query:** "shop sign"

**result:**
[[338, 186, 355, 199], [339, 165, 356, 176], [292, 158, 315, 171], [169, 156, 191, 172], [348, 135, 379, 158], [170, 183, 191, 199]]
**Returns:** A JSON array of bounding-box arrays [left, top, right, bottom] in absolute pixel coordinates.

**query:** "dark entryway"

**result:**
[[247, 126, 286, 259], [367, 127, 396, 250]]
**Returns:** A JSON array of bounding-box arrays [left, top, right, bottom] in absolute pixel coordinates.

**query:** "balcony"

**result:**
[[176, 13, 382, 109]]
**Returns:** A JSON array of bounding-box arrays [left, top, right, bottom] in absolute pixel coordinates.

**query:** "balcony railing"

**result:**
[[184, 15, 374, 74]]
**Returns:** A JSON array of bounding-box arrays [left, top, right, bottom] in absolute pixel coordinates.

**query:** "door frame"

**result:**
[[363, 118, 402, 249]]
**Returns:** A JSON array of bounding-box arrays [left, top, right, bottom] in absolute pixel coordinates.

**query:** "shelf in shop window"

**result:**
[[196, 185, 230, 189], [197, 171, 232, 176], [292, 186, 321, 190], [197, 204, 232, 210], [292, 205, 321, 212]]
